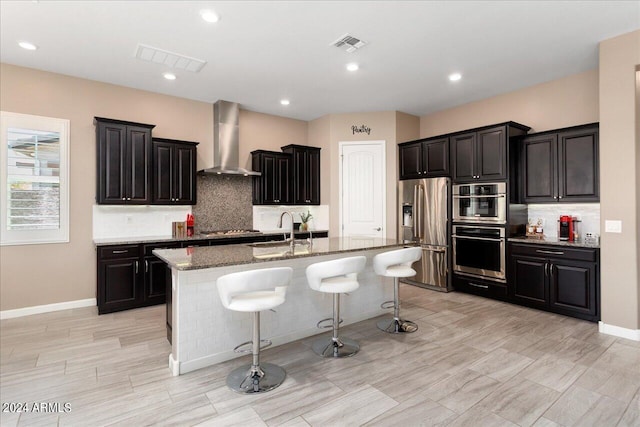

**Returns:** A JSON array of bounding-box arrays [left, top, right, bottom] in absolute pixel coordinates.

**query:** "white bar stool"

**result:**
[[373, 246, 422, 333], [306, 256, 367, 358], [216, 267, 292, 394]]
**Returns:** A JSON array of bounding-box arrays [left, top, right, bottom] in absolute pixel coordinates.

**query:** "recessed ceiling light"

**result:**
[[18, 41, 38, 51], [449, 73, 462, 82], [163, 72, 177, 80], [280, 99, 290, 106], [200, 10, 220, 23], [346, 63, 359, 72]]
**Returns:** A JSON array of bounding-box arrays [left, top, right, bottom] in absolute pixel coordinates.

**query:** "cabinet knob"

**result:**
[[418, 171, 422, 175], [122, 198, 126, 201], [127, 198, 131, 201], [559, 196, 563, 199], [554, 196, 558, 199]]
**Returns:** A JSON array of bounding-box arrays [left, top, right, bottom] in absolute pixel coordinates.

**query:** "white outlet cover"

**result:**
[[605, 220, 622, 233]]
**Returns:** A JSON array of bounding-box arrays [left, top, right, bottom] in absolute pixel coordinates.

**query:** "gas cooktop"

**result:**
[[199, 229, 261, 236]]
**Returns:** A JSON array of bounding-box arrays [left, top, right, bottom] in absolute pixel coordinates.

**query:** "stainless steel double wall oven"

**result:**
[[452, 182, 507, 282]]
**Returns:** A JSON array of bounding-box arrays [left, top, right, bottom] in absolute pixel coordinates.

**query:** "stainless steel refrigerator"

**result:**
[[398, 177, 450, 291]]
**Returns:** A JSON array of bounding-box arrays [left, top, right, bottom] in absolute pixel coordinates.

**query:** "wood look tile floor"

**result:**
[[1, 285, 639, 427]]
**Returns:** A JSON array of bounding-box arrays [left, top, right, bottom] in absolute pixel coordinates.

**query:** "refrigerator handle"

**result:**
[[415, 184, 425, 240], [412, 185, 419, 239]]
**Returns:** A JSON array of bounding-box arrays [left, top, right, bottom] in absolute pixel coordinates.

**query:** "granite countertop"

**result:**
[[508, 236, 600, 249], [93, 230, 329, 246], [153, 237, 406, 271]]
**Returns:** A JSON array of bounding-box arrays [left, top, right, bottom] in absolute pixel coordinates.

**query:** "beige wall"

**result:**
[[599, 30, 640, 330], [307, 114, 331, 205], [0, 63, 309, 311], [0, 63, 213, 311], [238, 110, 308, 170], [309, 111, 419, 238], [420, 69, 599, 137], [325, 112, 398, 238], [396, 111, 421, 145]]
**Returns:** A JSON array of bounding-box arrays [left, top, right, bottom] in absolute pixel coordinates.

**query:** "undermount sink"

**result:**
[[248, 240, 311, 259], [247, 239, 308, 248]]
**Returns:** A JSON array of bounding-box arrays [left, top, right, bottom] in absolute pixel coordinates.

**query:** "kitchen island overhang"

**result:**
[[153, 237, 407, 376]]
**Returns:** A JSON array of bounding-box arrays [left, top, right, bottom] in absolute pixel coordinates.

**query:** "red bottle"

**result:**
[[186, 213, 194, 237]]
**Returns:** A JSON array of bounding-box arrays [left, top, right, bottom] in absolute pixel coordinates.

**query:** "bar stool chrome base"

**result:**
[[226, 362, 286, 394], [312, 336, 360, 358], [377, 317, 418, 334]]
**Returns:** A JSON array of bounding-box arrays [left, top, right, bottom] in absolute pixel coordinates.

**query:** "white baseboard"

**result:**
[[0, 298, 96, 320], [599, 321, 640, 341]]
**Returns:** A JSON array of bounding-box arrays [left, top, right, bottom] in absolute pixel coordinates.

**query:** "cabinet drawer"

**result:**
[[510, 243, 597, 262], [98, 245, 140, 259], [453, 274, 508, 300], [143, 242, 181, 256]]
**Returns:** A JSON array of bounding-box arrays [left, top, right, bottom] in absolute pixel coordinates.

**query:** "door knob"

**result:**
[[374, 227, 382, 231]]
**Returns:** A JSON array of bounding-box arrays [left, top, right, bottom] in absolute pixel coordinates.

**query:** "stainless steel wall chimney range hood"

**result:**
[[199, 100, 261, 176]]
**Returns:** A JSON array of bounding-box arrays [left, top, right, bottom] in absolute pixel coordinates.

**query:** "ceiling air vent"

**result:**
[[331, 34, 367, 53], [135, 44, 207, 72]]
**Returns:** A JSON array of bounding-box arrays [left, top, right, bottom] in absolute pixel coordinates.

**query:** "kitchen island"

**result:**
[[153, 237, 406, 376]]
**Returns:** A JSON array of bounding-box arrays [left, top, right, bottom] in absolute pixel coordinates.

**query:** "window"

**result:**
[[1, 112, 69, 245]]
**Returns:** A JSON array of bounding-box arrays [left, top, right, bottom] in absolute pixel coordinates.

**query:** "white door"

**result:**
[[340, 141, 386, 238]]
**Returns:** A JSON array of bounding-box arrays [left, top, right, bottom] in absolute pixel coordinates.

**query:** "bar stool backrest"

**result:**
[[373, 247, 422, 276], [306, 256, 367, 292], [217, 267, 293, 310]]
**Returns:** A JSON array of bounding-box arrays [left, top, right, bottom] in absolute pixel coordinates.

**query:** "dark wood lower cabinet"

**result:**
[[511, 255, 548, 308], [508, 243, 599, 322], [98, 258, 141, 314], [453, 243, 600, 322], [549, 259, 597, 318], [144, 256, 169, 305], [452, 274, 508, 301]]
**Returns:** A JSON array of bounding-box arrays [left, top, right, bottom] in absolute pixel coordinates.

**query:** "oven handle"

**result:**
[[452, 235, 504, 243], [452, 195, 505, 199]]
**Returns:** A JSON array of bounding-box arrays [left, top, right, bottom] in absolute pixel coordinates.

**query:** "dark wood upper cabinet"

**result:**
[[451, 126, 507, 182], [95, 118, 155, 204], [558, 126, 599, 202], [399, 142, 422, 179], [282, 144, 321, 205], [522, 133, 557, 202], [252, 150, 292, 205], [152, 138, 198, 205], [477, 126, 507, 180], [522, 123, 598, 203], [451, 132, 477, 181], [398, 137, 449, 180]]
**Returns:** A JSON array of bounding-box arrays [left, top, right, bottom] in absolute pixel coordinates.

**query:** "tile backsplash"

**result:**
[[93, 205, 191, 239], [526, 203, 600, 239], [192, 174, 253, 231]]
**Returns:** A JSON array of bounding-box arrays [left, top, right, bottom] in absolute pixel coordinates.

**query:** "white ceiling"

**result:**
[[1, 1, 638, 121]]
